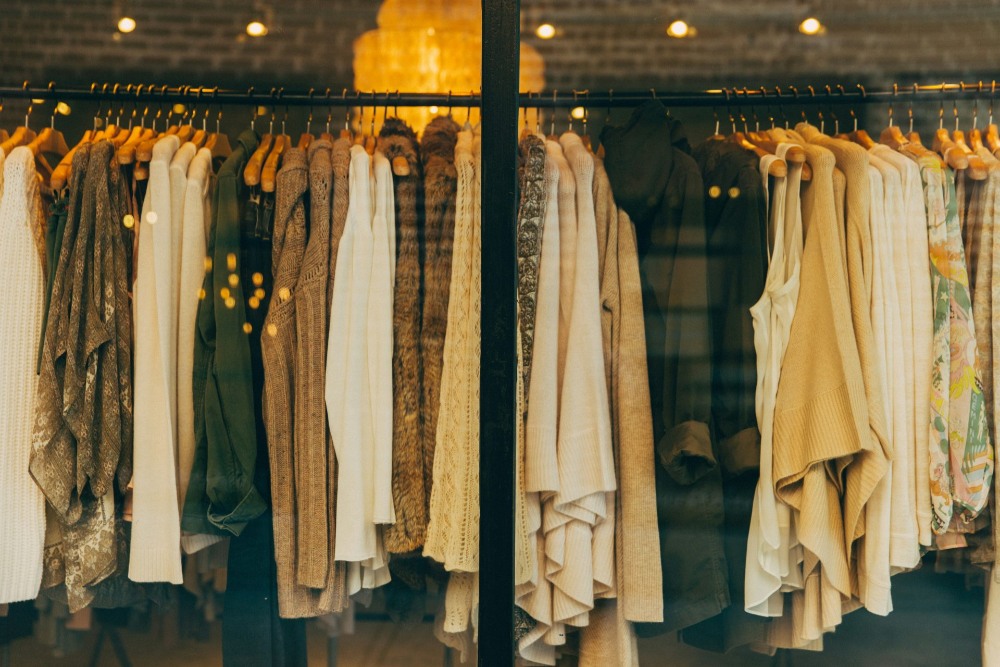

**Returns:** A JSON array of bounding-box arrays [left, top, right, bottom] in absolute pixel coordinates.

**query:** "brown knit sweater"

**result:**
[[317, 138, 352, 613], [292, 139, 332, 588], [379, 119, 428, 554], [263, 148, 322, 618], [419, 116, 461, 511]]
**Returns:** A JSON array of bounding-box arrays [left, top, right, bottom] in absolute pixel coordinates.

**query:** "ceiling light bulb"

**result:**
[[117, 16, 136, 33], [799, 17, 823, 35], [536, 23, 556, 39], [429, 105, 439, 114], [667, 20, 690, 38], [246, 21, 268, 37], [571, 106, 585, 120]]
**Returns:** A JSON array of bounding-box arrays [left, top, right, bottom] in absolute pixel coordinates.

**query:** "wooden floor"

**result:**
[[6, 567, 984, 666]]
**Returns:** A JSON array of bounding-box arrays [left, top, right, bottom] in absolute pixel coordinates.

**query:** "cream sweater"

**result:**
[[870, 145, 935, 548], [517, 146, 561, 666], [0, 147, 47, 604], [370, 151, 396, 526], [867, 150, 921, 572], [130, 134, 184, 584], [325, 145, 390, 592], [424, 129, 482, 573], [769, 138, 859, 646], [177, 148, 222, 555]]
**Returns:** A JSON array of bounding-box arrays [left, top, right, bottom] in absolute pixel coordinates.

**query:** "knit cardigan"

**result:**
[[420, 117, 461, 511], [263, 148, 323, 618], [131, 134, 184, 584], [767, 138, 859, 646], [290, 140, 333, 588], [326, 145, 391, 592], [424, 128, 480, 572], [379, 119, 429, 554], [319, 137, 352, 612], [0, 147, 47, 604]]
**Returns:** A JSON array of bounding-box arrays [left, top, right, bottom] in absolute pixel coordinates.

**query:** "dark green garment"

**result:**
[[182, 130, 267, 537], [682, 140, 770, 652], [601, 102, 726, 635]]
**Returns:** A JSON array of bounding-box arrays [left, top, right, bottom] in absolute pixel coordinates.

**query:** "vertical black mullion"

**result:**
[[479, 0, 519, 665]]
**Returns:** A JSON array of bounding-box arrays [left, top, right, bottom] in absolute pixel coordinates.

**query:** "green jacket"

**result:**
[[182, 130, 267, 536], [602, 102, 727, 635]]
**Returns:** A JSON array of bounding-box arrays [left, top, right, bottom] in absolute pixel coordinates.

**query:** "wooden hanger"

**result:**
[[1, 100, 38, 155], [244, 132, 274, 187], [261, 134, 289, 193], [204, 108, 232, 160], [933, 127, 970, 171], [753, 134, 811, 181], [728, 129, 787, 177]]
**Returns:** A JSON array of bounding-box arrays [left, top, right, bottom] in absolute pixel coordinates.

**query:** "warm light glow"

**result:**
[[55, 102, 71, 115], [354, 0, 545, 132], [117, 16, 136, 33], [799, 17, 823, 35], [246, 21, 268, 37], [536, 23, 556, 39], [666, 20, 690, 38], [571, 106, 585, 120], [172, 103, 186, 115]]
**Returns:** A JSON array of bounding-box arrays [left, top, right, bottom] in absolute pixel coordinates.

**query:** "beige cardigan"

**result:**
[[769, 139, 860, 646]]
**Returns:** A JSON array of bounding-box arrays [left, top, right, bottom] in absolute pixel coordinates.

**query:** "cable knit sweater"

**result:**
[[379, 119, 428, 554], [424, 128, 481, 572], [0, 147, 47, 604]]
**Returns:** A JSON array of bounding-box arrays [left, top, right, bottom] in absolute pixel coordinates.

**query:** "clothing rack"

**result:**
[[0, 81, 996, 109], [3, 70, 998, 667]]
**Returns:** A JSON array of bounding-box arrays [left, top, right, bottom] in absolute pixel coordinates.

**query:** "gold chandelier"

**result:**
[[354, 0, 545, 132]]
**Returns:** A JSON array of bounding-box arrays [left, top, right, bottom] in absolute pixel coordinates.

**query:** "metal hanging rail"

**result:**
[[0, 80, 996, 108]]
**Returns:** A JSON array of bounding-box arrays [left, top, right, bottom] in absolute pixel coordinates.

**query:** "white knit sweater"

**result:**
[[868, 150, 921, 572], [326, 145, 390, 593], [130, 134, 183, 584], [870, 145, 935, 549], [177, 147, 223, 555], [0, 147, 47, 604]]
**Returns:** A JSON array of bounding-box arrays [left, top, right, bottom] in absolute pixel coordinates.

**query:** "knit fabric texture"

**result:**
[[0, 147, 47, 604], [263, 148, 322, 618], [379, 118, 429, 554], [419, 116, 461, 514], [424, 127, 481, 574], [292, 140, 333, 588]]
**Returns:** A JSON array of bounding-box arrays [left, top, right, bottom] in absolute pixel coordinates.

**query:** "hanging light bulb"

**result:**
[[666, 19, 695, 38], [571, 106, 585, 120], [117, 16, 137, 33], [536, 23, 556, 39], [798, 17, 825, 35], [246, 20, 268, 37]]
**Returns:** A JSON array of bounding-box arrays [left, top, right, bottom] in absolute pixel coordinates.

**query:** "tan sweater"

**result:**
[[797, 125, 891, 573], [291, 140, 333, 589], [769, 139, 860, 644], [263, 149, 323, 618]]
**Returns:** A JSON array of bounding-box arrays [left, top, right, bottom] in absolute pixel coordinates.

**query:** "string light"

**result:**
[[246, 21, 268, 37], [117, 16, 136, 33], [536, 23, 556, 39], [799, 17, 824, 35], [571, 106, 585, 120]]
